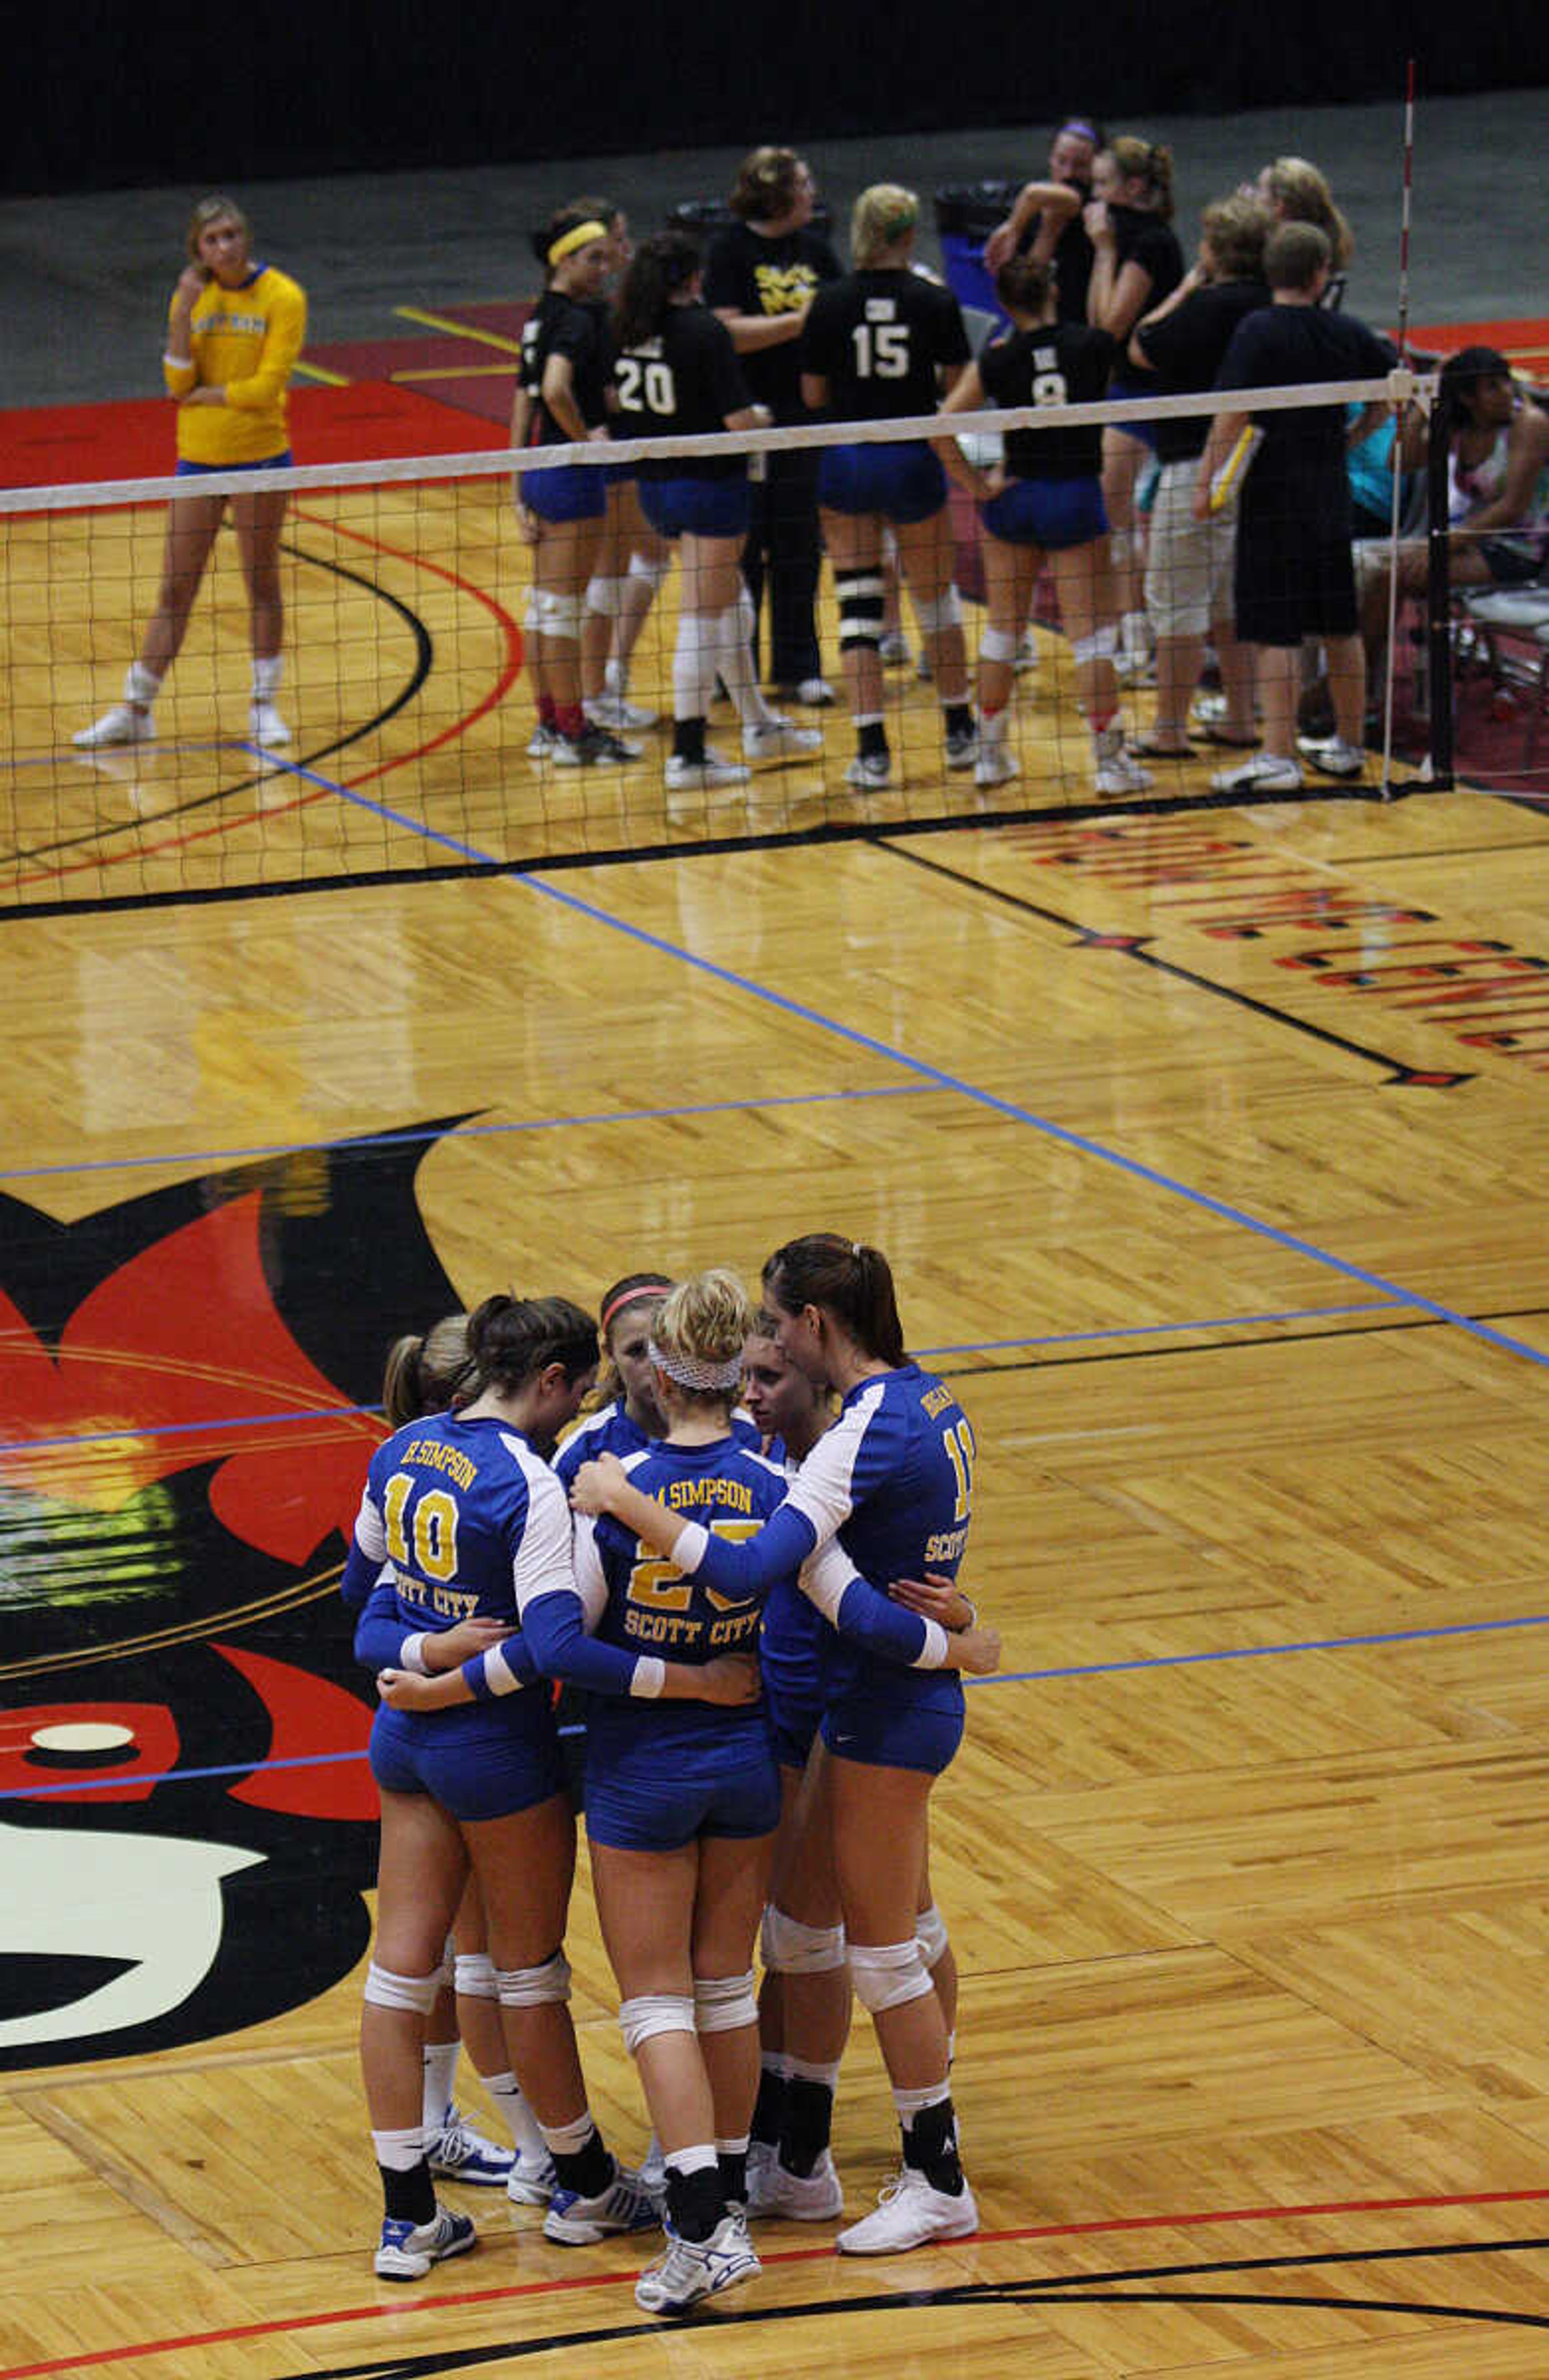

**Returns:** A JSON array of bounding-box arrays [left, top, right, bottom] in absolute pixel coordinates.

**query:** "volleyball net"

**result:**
[[0, 371, 1457, 915]]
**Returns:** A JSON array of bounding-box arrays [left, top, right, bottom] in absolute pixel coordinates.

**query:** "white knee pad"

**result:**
[[694, 1969, 759, 2033], [1071, 626, 1117, 666], [914, 1904, 950, 1967], [849, 1939, 933, 2013], [532, 587, 582, 640], [496, 1950, 572, 2007], [978, 625, 1019, 665], [1109, 530, 1135, 568], [454, 1952, 499, 2000], [363, 1961, 442, 2015], [912, 586, 962, 635], [761, 1905, 848, 1975], [619, 1992, 697, 2054], [628, 549, 671, 591], [585, 574, 628, 620]]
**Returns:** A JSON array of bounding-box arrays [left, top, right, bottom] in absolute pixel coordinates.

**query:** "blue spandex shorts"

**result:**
[[584, 1727, 781, 1851], [637, 474, 751, 540], [982, 475, 1108, 550], [520, 461, 608, 522], [175, 451, 292, 476], [820, 1687, 964, 1777], [370, 1698, 566, 1823], [818, 439, 946, 524]]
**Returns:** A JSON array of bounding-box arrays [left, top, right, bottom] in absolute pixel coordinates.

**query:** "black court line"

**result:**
[[876, 837, 1472, 1086], [0, 781, 1416, 923], [224, 2232, 1549, 2380], [0, 538, 431, 874]]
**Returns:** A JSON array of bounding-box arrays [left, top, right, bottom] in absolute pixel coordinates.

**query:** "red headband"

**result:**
[[601, 1281, 674, 1334]]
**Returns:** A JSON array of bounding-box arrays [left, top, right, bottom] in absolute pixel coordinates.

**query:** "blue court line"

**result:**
[[914, 1302, 1406, 1356], [512, 867, 1549, 1373], [8, 1607, 1547, 1802], [0, 1403, 384, 1458], [0, 1085, 924, 1184], [67, 752, 1548, 1376], [0, 1304, 1415, 1463], [968, 1606, 1549, 1687]]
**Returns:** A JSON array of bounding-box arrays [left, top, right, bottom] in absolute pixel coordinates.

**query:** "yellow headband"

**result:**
[[548, 219, 609, 267]]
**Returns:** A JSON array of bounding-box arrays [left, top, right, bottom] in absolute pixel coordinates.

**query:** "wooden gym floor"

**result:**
[[6, 718, 1549, 2375]]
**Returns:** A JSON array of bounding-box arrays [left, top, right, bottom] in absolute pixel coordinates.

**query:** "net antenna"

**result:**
[[1380, 57, 1417, 795]]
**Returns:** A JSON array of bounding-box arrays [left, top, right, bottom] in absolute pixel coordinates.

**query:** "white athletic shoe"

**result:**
[[665, 748, 750, 791], [374, 2204, 477, 2281], [543, 2162, 660, 2246], [745, 2148, 843, 2221], [877, 630, 912, 667], [794, 676, 837, 707], [526, 721, 557, 759], [1093, 750, 1154, 798], [587, 692, 659, 733], [944, 721, 978, 769], [73, 704, 154, 748], [1296, 733, 1367, 781], [974, 743, 1018, 789], [638, 2135, 668, 2196], [1209, 751, 1304, 795], [634, 2210, 761, 2315], [843, 751, 892, 789], [835, 2166, 977, 2255], [428, 2109, 515, 2187], [744, 715, 824, 761], [248, 701, 292, 749], [506, 2150, 557, 2207]]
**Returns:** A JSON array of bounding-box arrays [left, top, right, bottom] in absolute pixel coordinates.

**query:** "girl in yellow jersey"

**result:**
[[76, 195, 306, 752]]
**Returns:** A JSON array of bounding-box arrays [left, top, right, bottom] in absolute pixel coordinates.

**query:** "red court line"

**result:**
[[8, 2183, 1549, 2380], [8, 496, 523, 896]]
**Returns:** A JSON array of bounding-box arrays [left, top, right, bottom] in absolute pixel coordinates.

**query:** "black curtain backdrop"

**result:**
[[8, 0, 1545, 195]]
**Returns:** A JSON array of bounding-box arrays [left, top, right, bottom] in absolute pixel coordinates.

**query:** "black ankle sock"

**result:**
[[718, 2147, 747, 2205], [903, 2098, 962, 2196], [779, 2075, 834, 2179], [750, 2067, 787, 2149], [380, 2158, 436, 2226], [673, 716, 707, 763], [859, 720, 889, 760], [552, 2136, 613, 2198], [666, 2162, 725, 2243], [945, 700, 974, 737]]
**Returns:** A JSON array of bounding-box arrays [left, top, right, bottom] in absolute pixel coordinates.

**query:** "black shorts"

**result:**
[[1234, 505, 1358, 648]]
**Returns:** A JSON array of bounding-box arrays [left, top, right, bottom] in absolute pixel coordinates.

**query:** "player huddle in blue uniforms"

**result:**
[[345, 1240, 998, 2315]]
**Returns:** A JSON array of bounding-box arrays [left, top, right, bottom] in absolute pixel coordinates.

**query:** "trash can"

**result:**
[[934, 182, 1021, 327]]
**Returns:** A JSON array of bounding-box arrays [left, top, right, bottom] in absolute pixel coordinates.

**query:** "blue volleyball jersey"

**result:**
[[758, 1438, 829, 1712], [581, 1435, 787, 1763], [671, 1362, 974, 1711], [553, 1397, 760, 1489], [350, 1411, 571, 1668]]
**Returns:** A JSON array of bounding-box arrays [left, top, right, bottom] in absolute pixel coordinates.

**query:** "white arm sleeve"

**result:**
[[511, 1463, 580, 1615], [354, 1486, 387, 1565]]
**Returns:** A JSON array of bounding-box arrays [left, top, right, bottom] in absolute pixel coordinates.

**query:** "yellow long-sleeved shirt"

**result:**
[[163, 265, 307, 465]]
